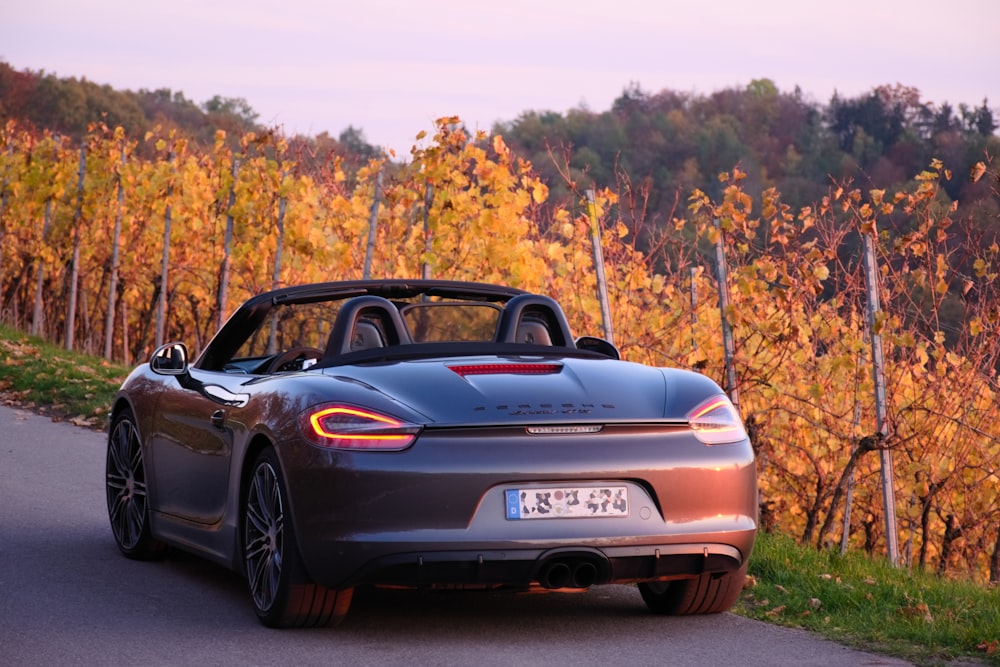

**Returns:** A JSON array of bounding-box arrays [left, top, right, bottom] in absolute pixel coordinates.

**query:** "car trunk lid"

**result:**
[[323, 355, 669, 425]]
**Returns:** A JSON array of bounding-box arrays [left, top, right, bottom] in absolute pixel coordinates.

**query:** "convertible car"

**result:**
[[106, 280, 757, 628]]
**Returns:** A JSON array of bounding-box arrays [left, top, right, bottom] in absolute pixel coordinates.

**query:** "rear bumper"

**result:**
[[280, 426, 758, 590]]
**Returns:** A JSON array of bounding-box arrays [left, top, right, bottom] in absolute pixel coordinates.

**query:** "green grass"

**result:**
[[1, 325, 998, 663], [738, 531, 1000, 666], [0, 324, 130, 429]]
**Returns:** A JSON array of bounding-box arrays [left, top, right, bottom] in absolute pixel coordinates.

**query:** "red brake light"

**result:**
[[449, 363, 561, 377], [301, 405, 420, 450], [688, 396, 747, 445]]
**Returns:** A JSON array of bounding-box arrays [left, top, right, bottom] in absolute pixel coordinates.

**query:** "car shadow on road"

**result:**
[[151, 546, 654, 632]]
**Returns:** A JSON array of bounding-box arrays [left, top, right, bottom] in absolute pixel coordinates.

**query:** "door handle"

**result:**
[[211, 409, 226, 429]]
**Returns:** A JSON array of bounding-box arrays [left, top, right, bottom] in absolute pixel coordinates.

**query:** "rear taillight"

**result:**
[[688, 396, 747, 445], [301, 405, 421, 450]]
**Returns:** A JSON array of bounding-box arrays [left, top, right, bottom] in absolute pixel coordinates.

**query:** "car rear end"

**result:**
[[281, 356, 757, 593]]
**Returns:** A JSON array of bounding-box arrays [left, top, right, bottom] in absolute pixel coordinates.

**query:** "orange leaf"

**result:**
[[971, 162, 987, 183]]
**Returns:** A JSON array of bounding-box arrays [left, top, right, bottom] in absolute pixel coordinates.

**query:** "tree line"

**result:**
[[496, 80, 997, 216], [0, 61, 379, 163], [3, 61, 996, 216]]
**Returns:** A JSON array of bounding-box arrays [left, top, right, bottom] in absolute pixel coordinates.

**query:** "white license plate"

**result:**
[[505, 486, 629, 520]]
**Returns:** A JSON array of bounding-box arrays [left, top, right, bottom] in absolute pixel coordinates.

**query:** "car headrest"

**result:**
[[324, 295, 412, 360]]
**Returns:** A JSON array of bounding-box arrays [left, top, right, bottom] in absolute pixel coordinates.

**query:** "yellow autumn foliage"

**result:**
[[1, 118, 998, 582]]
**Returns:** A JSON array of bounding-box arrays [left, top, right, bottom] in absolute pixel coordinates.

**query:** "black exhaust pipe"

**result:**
[[539, 561, 572, 589], [571, 561, 598, 588]]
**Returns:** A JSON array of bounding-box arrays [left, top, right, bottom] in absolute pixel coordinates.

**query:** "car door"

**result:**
[[149, 368, 249, 525]]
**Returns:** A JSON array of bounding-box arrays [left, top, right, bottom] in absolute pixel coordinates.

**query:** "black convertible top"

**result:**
[[197, 280, 531, 370], [264, 279, 526, 306]]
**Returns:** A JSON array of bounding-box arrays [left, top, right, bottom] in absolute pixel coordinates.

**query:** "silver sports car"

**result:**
[[106, 280, 757, 627]]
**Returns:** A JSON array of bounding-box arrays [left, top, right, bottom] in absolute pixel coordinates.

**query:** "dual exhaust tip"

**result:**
[[537, 557, 601, 589]]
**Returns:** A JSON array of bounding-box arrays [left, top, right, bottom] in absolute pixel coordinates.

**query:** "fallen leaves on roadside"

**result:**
[[977, 640, 998, 655], [899, 602, 933, 623], [0, 339, 39, 359], [765, 605, 786, 618]]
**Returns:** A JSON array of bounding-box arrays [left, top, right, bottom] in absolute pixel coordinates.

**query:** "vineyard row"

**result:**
[[1, 119, 998, 583]]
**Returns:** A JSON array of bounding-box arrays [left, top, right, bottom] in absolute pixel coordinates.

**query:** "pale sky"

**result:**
[[3, 0, 998, 155]]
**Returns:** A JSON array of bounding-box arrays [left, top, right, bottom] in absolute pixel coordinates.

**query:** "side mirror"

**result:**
[[150, 342, 190, 375], [575, 336, 620, 360]]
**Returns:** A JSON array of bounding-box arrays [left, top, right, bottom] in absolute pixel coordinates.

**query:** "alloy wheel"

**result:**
[[106, 416, 149, 552], [245, 459, 284, 613]]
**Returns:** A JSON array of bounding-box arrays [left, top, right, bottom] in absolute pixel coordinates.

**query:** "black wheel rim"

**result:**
[[106, 417, 148, 551], [245, 460, 284, 613]]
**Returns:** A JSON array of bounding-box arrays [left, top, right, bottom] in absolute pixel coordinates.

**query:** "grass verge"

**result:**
[[738, 531, 999, 666], [0, 324, 129, 429]]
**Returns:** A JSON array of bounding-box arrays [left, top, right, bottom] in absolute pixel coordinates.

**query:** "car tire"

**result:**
[[638, 562, 747, 615], [105, 408, 165, 559], [243, 447, 353, 628]]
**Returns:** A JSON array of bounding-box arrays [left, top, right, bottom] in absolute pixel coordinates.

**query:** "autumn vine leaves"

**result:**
[[0, 117, 997, 582]]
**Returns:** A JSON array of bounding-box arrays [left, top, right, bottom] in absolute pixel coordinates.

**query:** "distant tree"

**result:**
[[201, 95, 259, 125], [31, 74, 88, 134], [829, 91, 905, 160], [696, 115, 746, 190], [968, 99, 997, 137], [932, 102, 958, 135], [136, 88, 206, 131], [79, 79, 147, 135], [611, 81, 651, 114], [338, 125, 379, 159], [0, 62, 37, 120], [746, 77, 779, 98]]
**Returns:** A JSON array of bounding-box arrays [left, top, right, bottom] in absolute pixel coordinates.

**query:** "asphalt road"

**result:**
[[0, 403, 913, 666]]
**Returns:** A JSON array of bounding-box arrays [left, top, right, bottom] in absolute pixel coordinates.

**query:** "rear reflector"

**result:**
[[449, 363, 562, 377]]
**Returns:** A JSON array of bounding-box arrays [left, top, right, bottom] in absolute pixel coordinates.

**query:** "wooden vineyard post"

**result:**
[[363, 171, 382, 280], [585, 189, 614, 345], [861, 228, 900, 566], [713, 218, 740, 412]]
